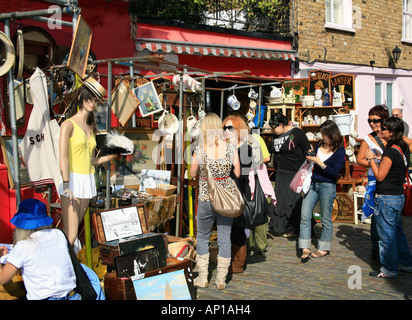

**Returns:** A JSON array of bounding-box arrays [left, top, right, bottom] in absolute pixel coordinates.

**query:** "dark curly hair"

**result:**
[[368, 104, 389, 119]]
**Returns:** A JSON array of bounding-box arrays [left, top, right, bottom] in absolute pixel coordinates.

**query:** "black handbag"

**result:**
[[235, 173, 268, 229], [58, 229, 97, 300]]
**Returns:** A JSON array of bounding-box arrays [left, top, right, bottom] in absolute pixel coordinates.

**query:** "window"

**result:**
[[325, 0, 355, 33], [375, 80, 394, 111], [403, 0, 412, 41]]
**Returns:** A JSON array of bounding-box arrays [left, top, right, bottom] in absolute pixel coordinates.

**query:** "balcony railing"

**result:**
[[129, 0, 291, 35]]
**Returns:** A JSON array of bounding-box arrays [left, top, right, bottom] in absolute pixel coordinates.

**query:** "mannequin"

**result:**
[[58, 77, 118, 245]]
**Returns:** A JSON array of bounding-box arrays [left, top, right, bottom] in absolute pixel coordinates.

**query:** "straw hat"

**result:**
[[83, 76, 107, 101]]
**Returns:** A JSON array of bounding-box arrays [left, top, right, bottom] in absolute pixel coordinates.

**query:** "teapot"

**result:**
[[270, 86, 284, 98]]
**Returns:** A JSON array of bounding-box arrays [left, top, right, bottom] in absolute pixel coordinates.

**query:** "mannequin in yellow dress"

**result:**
[[58, 77, 118, 245]]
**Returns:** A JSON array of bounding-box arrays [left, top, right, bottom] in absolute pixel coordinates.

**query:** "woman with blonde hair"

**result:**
[[190, 113, 241, 290]]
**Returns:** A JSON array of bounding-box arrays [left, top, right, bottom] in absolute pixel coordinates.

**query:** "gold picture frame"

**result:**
[[0, 136, 31, 189], [67, 15, 93, 78]]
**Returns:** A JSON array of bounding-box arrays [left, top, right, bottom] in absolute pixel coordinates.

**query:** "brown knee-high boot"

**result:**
[[229, 244, 247, 273]]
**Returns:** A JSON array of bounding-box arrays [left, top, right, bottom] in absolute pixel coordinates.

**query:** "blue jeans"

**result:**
[[374, 194, 412, 277], [299, 182, 336, 251], [46, 292, 82, 300], [196, 201, 233, 258]]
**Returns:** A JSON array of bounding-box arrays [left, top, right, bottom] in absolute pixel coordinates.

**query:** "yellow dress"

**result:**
[[58, 119, 97, 199]]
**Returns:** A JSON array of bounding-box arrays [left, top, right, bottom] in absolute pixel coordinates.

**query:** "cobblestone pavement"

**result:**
[[196, 217, 412, 300]]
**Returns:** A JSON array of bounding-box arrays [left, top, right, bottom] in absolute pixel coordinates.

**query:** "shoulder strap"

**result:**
[[371, 132, 386, 151], [391, 145, 410, 186]]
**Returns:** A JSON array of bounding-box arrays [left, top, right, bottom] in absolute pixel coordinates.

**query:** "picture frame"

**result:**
[[308, 70, 331, 99], [132, 269, 192, 300], [330, 73, 356, 110], [111, 80, 140, 126], [103, 130, 160, 187], [100, 205, 143, 242], [67, 15, 93, 78], [132, 82, 164, 117], [0, 136, 31, 189]]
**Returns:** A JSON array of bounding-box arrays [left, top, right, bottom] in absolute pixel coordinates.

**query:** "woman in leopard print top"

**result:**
[[190, 113, 240, 290]]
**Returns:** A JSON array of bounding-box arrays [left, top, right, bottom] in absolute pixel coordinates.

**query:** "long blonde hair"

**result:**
[[13, 225, 52, 244], [200, 112, 225, 146]]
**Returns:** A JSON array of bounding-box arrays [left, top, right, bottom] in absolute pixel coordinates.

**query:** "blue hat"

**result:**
[[11, 199, 54, 230]]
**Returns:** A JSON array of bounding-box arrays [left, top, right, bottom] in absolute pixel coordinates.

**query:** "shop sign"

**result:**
[[330, 74, 355, 110]]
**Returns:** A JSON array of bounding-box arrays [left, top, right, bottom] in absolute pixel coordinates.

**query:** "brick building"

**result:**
[[292, 0, 412, 137]]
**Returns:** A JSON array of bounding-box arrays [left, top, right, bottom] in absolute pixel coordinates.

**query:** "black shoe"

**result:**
[[300, 249, 311, 263]]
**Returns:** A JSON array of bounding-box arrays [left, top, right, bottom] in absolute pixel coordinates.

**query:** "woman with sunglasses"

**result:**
[[222, 115, 265, 273], [356, 104, 389, 261], [268, 111, 311, 237], [365, 117, 412, 278]]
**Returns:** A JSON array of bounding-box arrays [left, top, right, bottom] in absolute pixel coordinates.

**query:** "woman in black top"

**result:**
[[365, 117, 412, 278], [269, 112, 311, 236]]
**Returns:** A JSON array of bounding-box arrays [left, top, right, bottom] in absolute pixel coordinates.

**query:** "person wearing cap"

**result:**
[[0, 199, 80, 300], [58, 77, 118, 246]]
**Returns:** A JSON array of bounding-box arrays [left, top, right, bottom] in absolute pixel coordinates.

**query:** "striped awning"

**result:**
[[136, 39, 297, 61]]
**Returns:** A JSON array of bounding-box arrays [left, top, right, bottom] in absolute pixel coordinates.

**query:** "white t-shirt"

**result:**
[[7, 229, 76, 300], [317, 148, 333, 163]]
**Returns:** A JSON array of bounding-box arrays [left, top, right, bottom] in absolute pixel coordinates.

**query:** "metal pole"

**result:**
[[129, 60, 136, 127], [4, 20, 21, 206], [175, 69, 185, 236], [106, 61, 113, 209]]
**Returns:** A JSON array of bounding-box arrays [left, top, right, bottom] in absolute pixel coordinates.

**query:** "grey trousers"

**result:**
[[196, 201, 233, 258]]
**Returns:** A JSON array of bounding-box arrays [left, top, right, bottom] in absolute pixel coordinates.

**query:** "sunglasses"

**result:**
[[223, 125, 235, 131], [381, 127, 389, 131], [367, 118, 381, 124]]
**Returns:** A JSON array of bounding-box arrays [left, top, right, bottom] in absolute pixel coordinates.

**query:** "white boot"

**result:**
[[215, 256, 231, 290], [194, 253, 209, 288]]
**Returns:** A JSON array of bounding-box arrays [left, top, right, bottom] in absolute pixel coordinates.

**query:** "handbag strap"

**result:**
[[391, 145, 411, 186], [371, 132, 386, 151]]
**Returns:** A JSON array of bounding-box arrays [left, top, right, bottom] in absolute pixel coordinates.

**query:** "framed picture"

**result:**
[[133, 82, 164, 117], [0, 136, 31, 189], [100, 205, 143, 242], [308, 70, 331, 98], [330, 73, 355, 110], [104, 131, 160, 187], [111, 80, 140, 126], [132, 269, 192, 300], [67, 15, 93, 78]]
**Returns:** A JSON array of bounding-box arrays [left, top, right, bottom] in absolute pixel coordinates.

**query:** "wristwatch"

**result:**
[[321, 164, 327, 170], [367, 158, 375, 163]]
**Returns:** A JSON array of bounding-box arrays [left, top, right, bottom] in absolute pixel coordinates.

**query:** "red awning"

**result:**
[[136, 39, 297, 61]]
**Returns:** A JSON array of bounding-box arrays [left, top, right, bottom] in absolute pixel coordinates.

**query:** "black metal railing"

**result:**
[[129, 0, 291, 35]]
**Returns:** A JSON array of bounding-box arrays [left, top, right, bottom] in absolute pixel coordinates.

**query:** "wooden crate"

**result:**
[[91, 204, 167, 267]]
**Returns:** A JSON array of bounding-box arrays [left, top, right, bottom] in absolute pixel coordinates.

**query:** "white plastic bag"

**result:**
[[290, 161, 314, 194]]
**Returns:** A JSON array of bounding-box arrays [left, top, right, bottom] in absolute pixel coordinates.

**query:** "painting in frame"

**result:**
[[132, 82, 164, 117], [132, 269, 192, 300], [67, 15, 93, 78], [0, 136, 31, 189]]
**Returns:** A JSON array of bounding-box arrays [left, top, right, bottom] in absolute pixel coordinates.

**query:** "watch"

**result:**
[[321, 164, 327, 169]]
